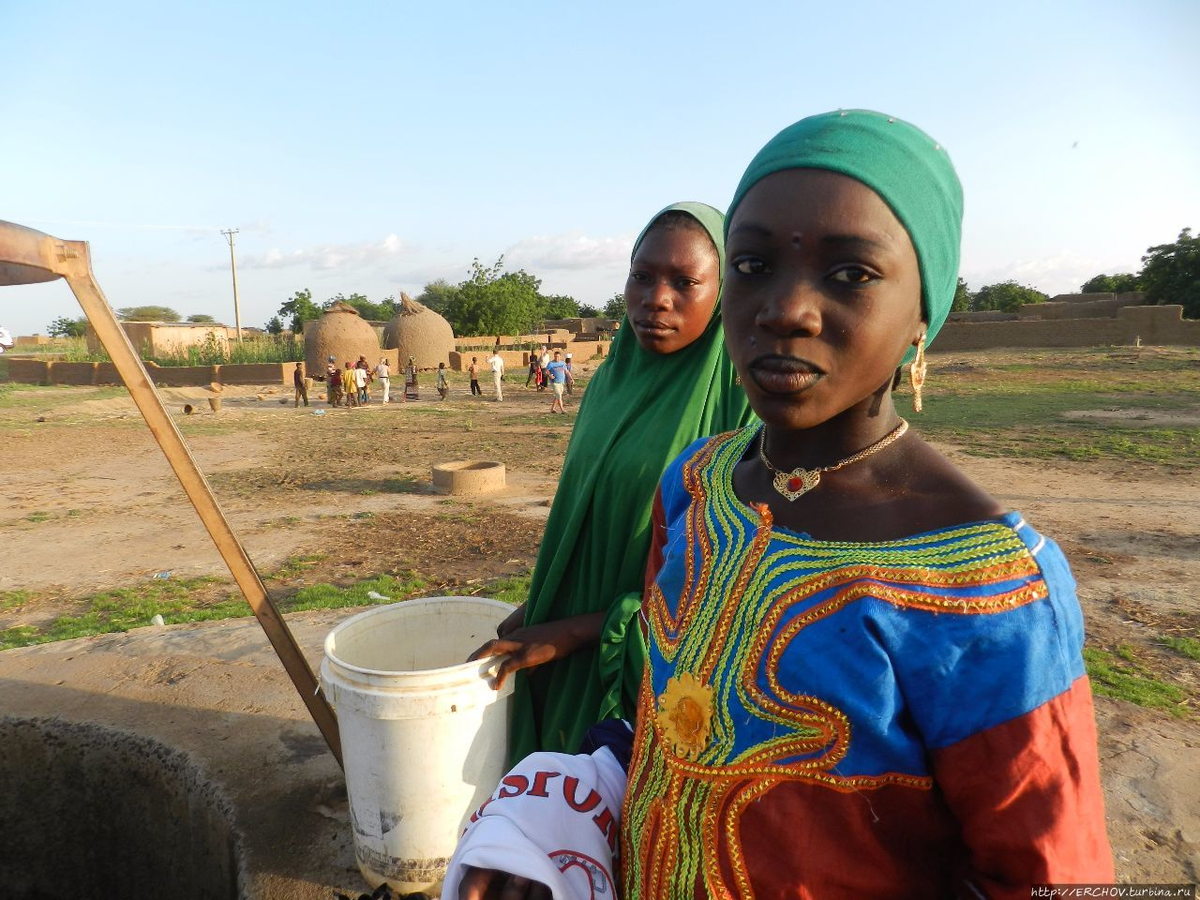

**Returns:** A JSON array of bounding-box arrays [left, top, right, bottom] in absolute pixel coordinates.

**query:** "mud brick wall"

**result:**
[[49, 362, 98, 385], [5, 358, 51, 384], [934, 305, 1198, 351], [145, 363, 219, 387]]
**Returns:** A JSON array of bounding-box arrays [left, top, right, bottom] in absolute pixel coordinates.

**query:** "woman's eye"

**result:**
[[732, 257, 769, 276], [829, 266, 876, 284], [674, 278, 699, 289], [629, 271, 649, 283]]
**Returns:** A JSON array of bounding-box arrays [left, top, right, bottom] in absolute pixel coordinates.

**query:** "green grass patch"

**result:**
[[911, 389, 1199, 468], [1084, 646, 1189, 717], [451, 571, 532, 607], [1160, 635, 1200, 662], [0, 569, 436, 650], [282, 572, 428, 612], [0, 591, 32, 611], [265, 552, 328, 580], [0, 575, 230, 651]]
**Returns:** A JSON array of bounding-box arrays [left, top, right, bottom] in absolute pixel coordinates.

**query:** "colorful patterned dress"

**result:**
[[622, 428, 1112, 899]]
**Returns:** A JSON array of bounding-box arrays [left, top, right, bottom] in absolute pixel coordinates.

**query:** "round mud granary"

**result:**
[[0, 717, 246, 900], [432, 460, 506, 496], [304, 300, 382, 376], [382, 293, 456, 369]]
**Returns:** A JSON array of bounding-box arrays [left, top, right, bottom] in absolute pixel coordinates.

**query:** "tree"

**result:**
[[416, 279, 460, 315], [1079, 272, 1142, 294], [444, 257, 545, 336], [116, 305, 181, 322], [602, 292, 626, 319], [578, 303, 602, 318], [538, 293, 580, 320], [951, 278, 973, 312], [323, 292, 398, 322], [264, 316, 284, 335], [48, 316, 88, 338], [1140, 228, 1200, 319], [278, 288, 320, 333], [971, 281, 1049, 313], [186, 313, 217, 323]]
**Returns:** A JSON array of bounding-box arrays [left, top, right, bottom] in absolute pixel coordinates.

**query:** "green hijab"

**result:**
[[509, 201, 753, 761], [727, 109, 963, 358]]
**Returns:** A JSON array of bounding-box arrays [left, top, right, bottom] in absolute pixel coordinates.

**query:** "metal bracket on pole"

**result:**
[[0, 219, 342, 769]]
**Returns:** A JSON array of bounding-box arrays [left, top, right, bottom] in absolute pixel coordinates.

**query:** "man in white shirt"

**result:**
[[487, 351, 505, 402], [353, 363, 369, 404], [0, 327, 13, 354], [375, 357, 391, 403]]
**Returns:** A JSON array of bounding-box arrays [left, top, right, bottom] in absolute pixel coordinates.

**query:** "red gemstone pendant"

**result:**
[[787, 477, 803, 492]]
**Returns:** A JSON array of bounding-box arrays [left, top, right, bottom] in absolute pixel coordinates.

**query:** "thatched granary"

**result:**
[[382, 293, 456, 368], [304, 301, 381, 377]]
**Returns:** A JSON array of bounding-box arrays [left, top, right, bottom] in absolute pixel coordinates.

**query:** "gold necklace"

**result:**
[[757, 419, 909, 501]]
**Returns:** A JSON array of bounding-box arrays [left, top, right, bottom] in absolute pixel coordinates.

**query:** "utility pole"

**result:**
[[221, 228, 243, 342]]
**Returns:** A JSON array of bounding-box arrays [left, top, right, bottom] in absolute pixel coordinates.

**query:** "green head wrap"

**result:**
[[726, 109, 963, 356], [509, 201, 753, 761]]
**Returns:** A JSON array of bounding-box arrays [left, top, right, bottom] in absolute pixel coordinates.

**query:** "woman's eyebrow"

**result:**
[[727, 221, 773, 239], [821, 233, 895, 253]]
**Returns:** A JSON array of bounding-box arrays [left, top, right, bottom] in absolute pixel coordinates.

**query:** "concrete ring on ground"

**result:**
[[0, 716, 248, 898], [432, 460, 506, 496]]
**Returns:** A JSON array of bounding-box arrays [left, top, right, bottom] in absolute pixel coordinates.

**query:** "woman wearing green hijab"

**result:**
[[471, 201, 753, 762]]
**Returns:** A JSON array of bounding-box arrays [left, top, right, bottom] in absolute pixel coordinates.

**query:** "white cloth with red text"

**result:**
[[440, 746, 627, 900]]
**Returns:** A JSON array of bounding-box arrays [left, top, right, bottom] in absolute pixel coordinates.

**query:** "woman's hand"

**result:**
[[457, 867, 551, 900], [468, 612, 605, 690], [496, 603, 526, 639]]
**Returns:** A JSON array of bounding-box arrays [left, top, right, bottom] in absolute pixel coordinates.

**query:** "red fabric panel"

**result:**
[[932, 674, 1114, 897], [735, 777, 964, 899]]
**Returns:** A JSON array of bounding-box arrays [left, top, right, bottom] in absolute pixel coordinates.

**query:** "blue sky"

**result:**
[[2, 0, 1197, 336]]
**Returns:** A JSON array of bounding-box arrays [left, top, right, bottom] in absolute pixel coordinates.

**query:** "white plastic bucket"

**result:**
[[320, 596, 515, 894]]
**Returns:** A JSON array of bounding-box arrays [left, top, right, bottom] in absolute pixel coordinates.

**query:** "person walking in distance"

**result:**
[[326, 356, 341, 407], [564, 353, 574, 395], [293, 362, 309, 407], [375, 357, 391, 403], [468, 356, 482, 396], [343, 362, 358, 407], [546, 350, 572, 413], [437, 362, 450, 400], [488, 349, 505, 402]]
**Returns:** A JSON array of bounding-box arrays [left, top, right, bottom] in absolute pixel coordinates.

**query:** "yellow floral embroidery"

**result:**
[[657, 672, 713, 759]]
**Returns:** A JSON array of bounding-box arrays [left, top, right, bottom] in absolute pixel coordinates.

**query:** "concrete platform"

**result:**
[[0, 609, 370, 899]]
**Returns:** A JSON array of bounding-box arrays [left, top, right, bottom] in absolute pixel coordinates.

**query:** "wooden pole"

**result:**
[[0, 221, 342, 767]]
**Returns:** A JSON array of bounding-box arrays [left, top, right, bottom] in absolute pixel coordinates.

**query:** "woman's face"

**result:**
[[624, 222, 720, 355], [722, 168, 924, 431]]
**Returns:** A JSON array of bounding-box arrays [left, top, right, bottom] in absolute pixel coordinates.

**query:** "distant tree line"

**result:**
[[270, 257, 623, 338], [951, 227, 1197, 318], [65, 229, 1185, 341], [47, 308, 223, 338]]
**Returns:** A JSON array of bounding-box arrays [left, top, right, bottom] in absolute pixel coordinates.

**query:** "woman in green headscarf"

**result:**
[[471, 201, 753, 762]]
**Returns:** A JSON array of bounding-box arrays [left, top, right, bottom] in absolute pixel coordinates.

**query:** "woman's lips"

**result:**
[[634, 320, 675, 335], [748, 355, 824, 394]]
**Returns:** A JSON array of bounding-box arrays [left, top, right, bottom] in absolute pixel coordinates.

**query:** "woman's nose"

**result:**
[[756, 276, 822, 336], [642, 280, 673, 311]]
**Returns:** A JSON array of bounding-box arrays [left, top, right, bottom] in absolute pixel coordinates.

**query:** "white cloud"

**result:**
[[504, 231, 634, 271], [236, 234, 408, 271], [961, 248, 1142, 297]]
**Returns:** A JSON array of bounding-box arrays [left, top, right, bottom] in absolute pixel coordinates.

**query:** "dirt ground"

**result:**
[[1, 361, 1197, 886]]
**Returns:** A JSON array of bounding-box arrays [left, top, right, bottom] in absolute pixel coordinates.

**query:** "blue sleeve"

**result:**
[[891, 526, 1086, 750]]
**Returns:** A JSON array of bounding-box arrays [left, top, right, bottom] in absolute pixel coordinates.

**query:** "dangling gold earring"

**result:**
[[909, 335, 927, 413]]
